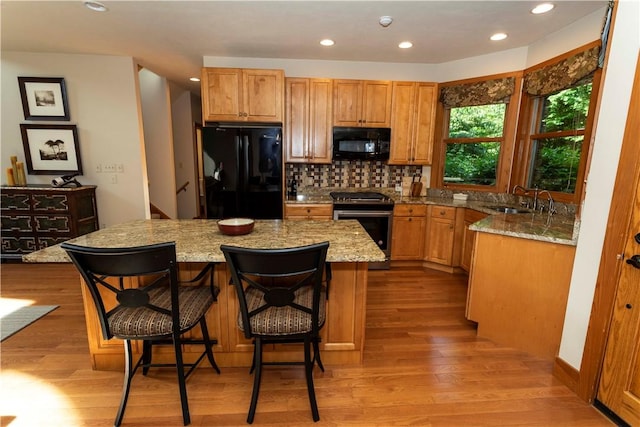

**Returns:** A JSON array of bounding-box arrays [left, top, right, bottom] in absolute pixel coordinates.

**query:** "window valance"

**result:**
[[524, 45, 599, 96], [439, 77, 515, 108]]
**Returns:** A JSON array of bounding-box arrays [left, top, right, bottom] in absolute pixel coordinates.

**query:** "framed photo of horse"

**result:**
[[18, 77, 70, 121], [20, 124, 82, 175]]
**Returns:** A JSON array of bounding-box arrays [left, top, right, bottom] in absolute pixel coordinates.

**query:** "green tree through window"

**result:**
[[444, 104, 506, 186], [529, 82, 592, 193]]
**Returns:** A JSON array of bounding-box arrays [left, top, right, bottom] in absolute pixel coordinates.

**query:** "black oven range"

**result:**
[[330, 191, 394, 269]]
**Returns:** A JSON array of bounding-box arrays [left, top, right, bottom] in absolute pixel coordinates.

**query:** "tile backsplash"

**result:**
[[286, 161, 429, 189]]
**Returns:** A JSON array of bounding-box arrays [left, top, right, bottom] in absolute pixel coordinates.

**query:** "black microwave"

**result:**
[[332, 127, 391, 161]]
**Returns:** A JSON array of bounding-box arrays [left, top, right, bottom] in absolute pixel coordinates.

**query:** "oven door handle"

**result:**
[[333, 210, 394, 220]]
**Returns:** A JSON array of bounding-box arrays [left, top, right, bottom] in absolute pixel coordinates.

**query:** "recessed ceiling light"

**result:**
[[84, 1, 108, 12], [190, 77, 200, 82], [531, 3, 555, 14], [490, 33, 508, 41], [398, 41, 413, 49], [320, 39, 335, 47]]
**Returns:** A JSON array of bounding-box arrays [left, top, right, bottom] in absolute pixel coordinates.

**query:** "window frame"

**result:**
[[431, 72, 522, 193], [512, 68, 602, 204]]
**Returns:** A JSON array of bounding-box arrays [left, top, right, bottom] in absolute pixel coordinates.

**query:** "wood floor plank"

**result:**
[[0, 262, 612, 426]]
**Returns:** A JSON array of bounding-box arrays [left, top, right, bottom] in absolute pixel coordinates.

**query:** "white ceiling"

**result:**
[[1, 1, 607, 94]]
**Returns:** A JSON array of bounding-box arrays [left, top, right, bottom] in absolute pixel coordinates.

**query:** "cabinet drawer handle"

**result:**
[[440, 210, 446, 216]]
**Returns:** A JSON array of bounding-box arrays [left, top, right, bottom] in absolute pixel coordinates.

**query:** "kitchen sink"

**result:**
[[484, 205, 531, 214]]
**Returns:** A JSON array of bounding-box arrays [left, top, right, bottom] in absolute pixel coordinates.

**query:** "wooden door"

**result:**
[[201, 68, 243, 122], [596, 60, 640, 424], [308, 79, 333, 163], [285, 78, 309, 162], [242, 69, 284, 122], [361, 80, 392, 127], [333, 79, 362, 127], [411, 83, 437, 164], [389, 81, 415, 165]]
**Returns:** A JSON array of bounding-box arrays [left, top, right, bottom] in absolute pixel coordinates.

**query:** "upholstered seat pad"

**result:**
[[109, 285, 214, 338], [240, 285, 326, 336]]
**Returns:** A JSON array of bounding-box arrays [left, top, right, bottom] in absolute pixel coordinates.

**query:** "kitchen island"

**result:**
[[24, 219, 385, 370]]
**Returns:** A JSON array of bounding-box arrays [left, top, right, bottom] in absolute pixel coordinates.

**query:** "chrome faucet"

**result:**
[[511, 185, 528, 195], [512, 185, 530, 208], [536, 189, 556, 215]]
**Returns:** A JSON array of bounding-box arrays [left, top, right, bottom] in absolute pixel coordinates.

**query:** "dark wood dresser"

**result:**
[[1, 185, 98, 260]]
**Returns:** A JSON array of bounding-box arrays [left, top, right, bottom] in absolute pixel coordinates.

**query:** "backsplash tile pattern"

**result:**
[[286, 161, 424, 189]]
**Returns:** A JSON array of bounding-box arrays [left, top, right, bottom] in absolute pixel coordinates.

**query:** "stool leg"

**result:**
[[199, 317, 220, 374], [173, 332, 191, 425], [247, 338, 263, 424], [304, 337, 320, 422], [115, 340, 134, 427]]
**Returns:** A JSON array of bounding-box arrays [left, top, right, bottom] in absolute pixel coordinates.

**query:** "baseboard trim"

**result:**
[[553, 356, 580, 395]]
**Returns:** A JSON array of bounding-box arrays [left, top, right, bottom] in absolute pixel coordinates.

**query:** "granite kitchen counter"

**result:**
[[290, 187, 578, 246], [28, 218, 382, 370], [22, 218, 386, 263]]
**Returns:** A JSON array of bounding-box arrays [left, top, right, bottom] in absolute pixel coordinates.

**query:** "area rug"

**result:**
[[0, 305, 59, 341]]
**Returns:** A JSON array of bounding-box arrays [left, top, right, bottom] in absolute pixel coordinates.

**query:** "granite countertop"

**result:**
[[22, 219, 386, 264], [286, 188, 578, 246]]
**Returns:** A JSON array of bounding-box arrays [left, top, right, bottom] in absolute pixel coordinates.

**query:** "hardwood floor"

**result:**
[[0, 263, 612, 426]]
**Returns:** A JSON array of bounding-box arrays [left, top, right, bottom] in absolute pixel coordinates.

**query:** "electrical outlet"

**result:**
[[110, 174, 118, 184], [395, 184, 402, 192]]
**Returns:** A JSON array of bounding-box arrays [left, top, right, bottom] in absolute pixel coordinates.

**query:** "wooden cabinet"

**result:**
[[389, 82, 437, 165], [391, 204, 427, 260], [284, 203, 333, 220], [285, 78, 333, 163], [460, 209, 489, 272], [466, 232, 576, 359], [424, 205, 460, 266], [201, 68, 284, 123], [333, 79, 392, 127], [1, 185, 98, 260]]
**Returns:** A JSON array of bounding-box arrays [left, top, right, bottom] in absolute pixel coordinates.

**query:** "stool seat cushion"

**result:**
[[240, 285, 326, 336], [109, 285, 214, 338]]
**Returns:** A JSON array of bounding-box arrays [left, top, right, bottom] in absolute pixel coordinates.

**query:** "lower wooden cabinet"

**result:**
[[466, 232, 576, 359], [1, 185, 99, 260], [424, 205, 461, 265], [391, 204, 426, 260], [284, 203, 333, 220], [460, 209, 489, 272]]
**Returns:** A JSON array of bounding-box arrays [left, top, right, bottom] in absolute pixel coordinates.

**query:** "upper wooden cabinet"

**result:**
[[201, 68, 284, 123], [333, 79, 392, 128], [285, 78, 333, 163], [389, 82, 437, 165]]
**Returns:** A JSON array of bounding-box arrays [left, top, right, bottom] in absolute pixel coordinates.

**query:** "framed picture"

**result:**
[[18, 77, 70, 121], [20, 124, 83, 175]]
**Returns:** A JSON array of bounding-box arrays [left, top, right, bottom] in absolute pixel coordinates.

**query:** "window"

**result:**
[[444, 104, 506, 186], [526, 82, 593, 194]]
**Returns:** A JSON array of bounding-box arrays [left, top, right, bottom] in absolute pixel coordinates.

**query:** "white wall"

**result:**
[[1, 52, 148, 227], [139, 68, 177, 218], [170, 85, 198, 219], [558, 0, 640, 368]]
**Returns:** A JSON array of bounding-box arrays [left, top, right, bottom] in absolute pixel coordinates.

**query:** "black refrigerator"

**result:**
[[201, 125, 283, 219]]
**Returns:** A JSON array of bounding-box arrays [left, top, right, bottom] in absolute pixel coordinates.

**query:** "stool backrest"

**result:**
[[221, 242, 329, 339], [61, 242, 179, 340]]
